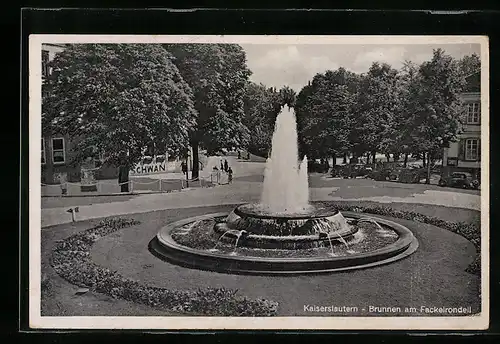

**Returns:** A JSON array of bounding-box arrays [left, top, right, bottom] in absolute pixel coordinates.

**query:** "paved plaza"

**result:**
[[41, 155, 480, 228]]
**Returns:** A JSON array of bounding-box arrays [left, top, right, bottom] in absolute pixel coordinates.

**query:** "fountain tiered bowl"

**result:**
[[149, 202, 419, 275], [215, 203, 357, 249]]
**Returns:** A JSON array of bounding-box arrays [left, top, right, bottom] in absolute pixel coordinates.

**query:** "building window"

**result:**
[[465, 139, 479, 161], [52, 137, 65, 164], [42, 50, 50, 78], [41, 138, 46, 164], [466, 102, 480, 124]]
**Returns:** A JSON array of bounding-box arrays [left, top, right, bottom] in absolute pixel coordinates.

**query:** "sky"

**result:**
[[241, 43, 481, 92]]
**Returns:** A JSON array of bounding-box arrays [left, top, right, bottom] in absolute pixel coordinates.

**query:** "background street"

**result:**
[[41, 154, 480, 227]]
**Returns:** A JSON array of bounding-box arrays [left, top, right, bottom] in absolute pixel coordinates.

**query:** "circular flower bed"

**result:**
[[50, 217, 279, 316], [50, 204, 480, 316]]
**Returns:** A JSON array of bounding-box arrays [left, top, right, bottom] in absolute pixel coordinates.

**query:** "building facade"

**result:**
[[41, 44, 80, 184], [442, 72, 481, 180], [41, 43, 118, 185]]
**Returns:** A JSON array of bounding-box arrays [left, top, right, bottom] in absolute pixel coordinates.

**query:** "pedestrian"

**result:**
[[228, 166, 233, 184], [238, 151, 241, 159], [224, 159, 229, 173], [181, 161, 188, 176]]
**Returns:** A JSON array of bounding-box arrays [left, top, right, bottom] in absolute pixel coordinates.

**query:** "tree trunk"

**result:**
[[403, 153, 409, 168], [393, 153, 400, 162], [372, 151, 376, 167], [425, 151, 431, 184], [385, 153, 391, 162], [422, 152, 426, 168], [331, 154, 336, 167], [366, 152, 371, 164], [191, 141, 200, 179], [118, 165, 129, 192], [351, 153, 358, 164], [343, 152, 347, 164]]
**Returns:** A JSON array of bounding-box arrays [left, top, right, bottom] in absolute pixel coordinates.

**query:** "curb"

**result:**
[[41, 186, 219, 198]]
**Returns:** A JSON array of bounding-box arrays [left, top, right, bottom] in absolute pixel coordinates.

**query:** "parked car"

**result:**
[[308, 160, 330, 173], [398, 168, 427, 183], [339, 164, 372, 178], [367, 168, 391, 181], [331, 165, 345, 177], [438, 172, 479, 189]]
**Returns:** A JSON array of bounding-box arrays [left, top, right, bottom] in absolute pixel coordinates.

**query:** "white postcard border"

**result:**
[[28, 34, 490, 330]]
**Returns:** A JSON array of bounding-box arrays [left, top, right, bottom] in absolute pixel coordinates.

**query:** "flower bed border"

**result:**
[[50, 217, 278, 316], [321, 202, 481, 275]]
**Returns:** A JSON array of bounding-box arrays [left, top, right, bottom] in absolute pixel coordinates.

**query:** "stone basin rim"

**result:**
[[154, 211, 417, 264]]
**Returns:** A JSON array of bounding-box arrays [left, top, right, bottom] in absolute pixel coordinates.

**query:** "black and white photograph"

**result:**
[[29, 35, 489, 330]]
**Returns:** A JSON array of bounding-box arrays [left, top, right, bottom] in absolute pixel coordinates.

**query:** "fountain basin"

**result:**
[[149, 211, 419, 275]]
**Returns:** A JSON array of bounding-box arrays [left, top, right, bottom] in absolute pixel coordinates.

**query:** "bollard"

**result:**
[[66, 207, 77, 222]]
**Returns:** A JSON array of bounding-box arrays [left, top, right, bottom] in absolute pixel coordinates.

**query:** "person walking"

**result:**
[[224, 159, 229, 173], [228, 166, 233, 184]]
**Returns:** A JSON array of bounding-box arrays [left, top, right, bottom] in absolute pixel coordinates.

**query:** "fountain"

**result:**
[[150, 105, 419, 274], [218, 106, 355, 245], [261, 105, 309, 214]]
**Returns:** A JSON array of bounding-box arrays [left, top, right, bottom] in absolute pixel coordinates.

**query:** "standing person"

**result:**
[[224, 159, 229, 173], [228, 166, 233, 184], [181, 161, 187, 176], [181, 161, 189, 187], [212, 166, 219, 184], [238, 151, 241, 159]]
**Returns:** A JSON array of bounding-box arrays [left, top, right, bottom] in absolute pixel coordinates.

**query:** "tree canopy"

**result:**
[[295, 68, 358, 160], [163, 43, 252, 177], [42, 44, 197, 168], [242, 82, 282, 157], [295, 49, 475, 172]]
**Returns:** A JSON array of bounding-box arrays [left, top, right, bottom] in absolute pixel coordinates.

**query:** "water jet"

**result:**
[[150, 106, 419, 274]]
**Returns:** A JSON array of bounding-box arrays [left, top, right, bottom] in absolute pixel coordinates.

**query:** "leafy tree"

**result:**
[[404, 49, 467, 183], [164, 43, 252, 178], [397, 60, 422, 166], [278, 86, 297, 108], [242, 82, 281, 157], [42, 44, 197, 186], [458, 53, 481, 92], [352, 63, 401, 163], [459, 53, 481, 77], [295, 68, 358, 163]]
